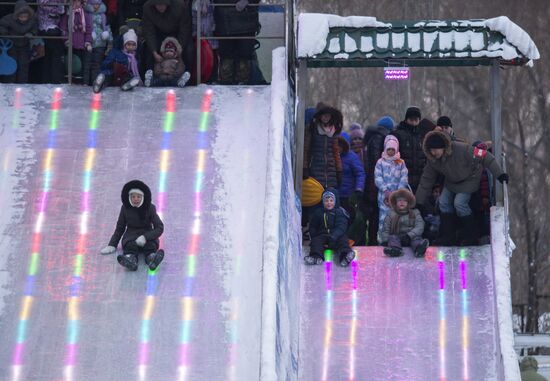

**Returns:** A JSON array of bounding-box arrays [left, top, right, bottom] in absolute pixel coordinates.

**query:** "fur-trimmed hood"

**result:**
[[160, 36, 182, 56], [121, 179, 152, 210], [312, 106, 343, 134], [422, 130, 452, 161], [389, 188, 416, 210], [13, 0, 34, 19]]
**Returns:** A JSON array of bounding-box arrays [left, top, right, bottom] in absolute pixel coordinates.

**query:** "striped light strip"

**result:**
[[138, 90, 176, 380], [63, 93, 101, 381], [11, 88, 62, 381], [438, 251, 447, 381], [322, 249, 333, 381], [178, 89, 213, 380], [348, 251, 358, 381], [460, 249, 469, 381]]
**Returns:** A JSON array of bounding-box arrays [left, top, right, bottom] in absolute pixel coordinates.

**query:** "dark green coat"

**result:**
[[142, 0, 191, 55], [415, 130, 504, 206]]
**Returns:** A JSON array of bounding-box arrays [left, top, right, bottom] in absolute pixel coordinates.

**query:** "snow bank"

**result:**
[[491, 206, 521, 381], [260, 47, 302, 381]]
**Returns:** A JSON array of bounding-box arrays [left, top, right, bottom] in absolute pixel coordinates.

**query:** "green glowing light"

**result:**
[[29, 253, 39, 275], [438, 251, 445, 262], [460, 249, 467, 260], [89, 110, 99, 130], [199, 113, 209, 132], [324, 249, 333, 262], [164, 112, 174, 132], [49, 110, 58, 130], [74, 255, 83, 277], [187, 255, 196, 277]]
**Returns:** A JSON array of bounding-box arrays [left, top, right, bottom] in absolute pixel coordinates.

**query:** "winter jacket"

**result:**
[[142, 0, 191, 55], [379, 189, 424, 243], [309, 189, 349, 242], [85, 3, 112, 48], [60, 7, 93, 50], [520, 357, 548, 381], [374, 154, 409, 233], [0, 0, 37, 48], [363, 125, 390, 203], [153, 36, 185, 81], [99, 47, 138, 85], [390, 120, 432, 192], [108, 180, 164, 248], [338, 134, 366, 198], [118, 0, 146, 24], [213, 0, 260, 36], [37, 0, 64, 32], [303, 106, 343, 189], [416, 130, 504, 206]]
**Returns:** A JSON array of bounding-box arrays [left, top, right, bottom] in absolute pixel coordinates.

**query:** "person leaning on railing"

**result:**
[[0, 0, 37, 83]]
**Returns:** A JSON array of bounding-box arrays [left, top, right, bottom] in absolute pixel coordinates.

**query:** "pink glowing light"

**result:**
[[384, 67, 410, 80]]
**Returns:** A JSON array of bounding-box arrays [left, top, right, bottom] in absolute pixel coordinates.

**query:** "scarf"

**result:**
[[381, 150, 401, 162], [73, 6, 86, 32], [123, 49, 139, 78], [317, 124, 336, 138]]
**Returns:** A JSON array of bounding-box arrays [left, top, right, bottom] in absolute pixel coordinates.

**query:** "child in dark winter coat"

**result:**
[[83, 0, 112, 85], [0, 0, 37, 83], [380, 189, 429, 258], [304, 189, 356, 267], [144, 36, 190, 87], [100, 180, 164, 271], [92, 28, 141, 93]]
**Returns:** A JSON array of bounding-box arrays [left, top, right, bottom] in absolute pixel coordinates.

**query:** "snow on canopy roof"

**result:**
[[297, 13, 540, 67]]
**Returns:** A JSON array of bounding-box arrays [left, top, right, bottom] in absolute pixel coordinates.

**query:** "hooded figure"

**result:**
[[416, 130, 507, 246], [520, 356, 548, 381], [374, 135, 409, 236], [100, 180, 165, 271], [305, 189, 355, 267], [348, 122, 365, 163], [145, 35, 189, 87], [379, 188, 429, 257]]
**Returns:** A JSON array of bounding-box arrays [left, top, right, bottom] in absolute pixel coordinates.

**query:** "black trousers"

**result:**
[[310, 234, 350, 258], [123, 240, 159, 256], [40, 28, 64, 84]]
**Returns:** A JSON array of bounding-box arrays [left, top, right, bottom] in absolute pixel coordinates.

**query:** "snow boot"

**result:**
[[413, 239, 429, 258], [92, 73, 105, 93], [339, 250, 356, 267], [177, 71, 191, 87], [145, 249, 164, 271], [304, 253, 324, 265], [121, 76, 140, 91], [432, 213, 457, 246], [383, 246, 403, 257], [117, 253, 138, 271], [144, 69, 153, 87], [458, 214, 480, 246]]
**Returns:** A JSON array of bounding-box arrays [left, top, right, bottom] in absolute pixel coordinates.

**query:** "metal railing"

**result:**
[[195, 1, 288, 84], [502, 151, 511, 257]]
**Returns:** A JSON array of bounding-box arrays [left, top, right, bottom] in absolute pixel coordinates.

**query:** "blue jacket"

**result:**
[[100, 47, 129, 76], [338, 132, 366, 198], [309, 189, 349, 242]]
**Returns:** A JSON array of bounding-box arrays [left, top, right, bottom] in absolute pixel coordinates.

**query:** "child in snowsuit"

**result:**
[[83, 0, 112, 85], [144, 36, 189, 87], [100, 179, 164, 271], [304, 189, 356, 267], [379, 188, 429, 258], [0, 0, 37, 83], [374, 135, 409, 236], [92, 28, 141, 93]]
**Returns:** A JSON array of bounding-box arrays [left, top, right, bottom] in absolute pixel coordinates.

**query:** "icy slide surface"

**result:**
[[299, 245, 502, 381], [0, 85, 270, 381]]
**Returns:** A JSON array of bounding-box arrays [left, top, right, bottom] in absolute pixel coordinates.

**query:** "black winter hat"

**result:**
[[424, 133, 447, 149], [405, 106, 421, 120], [436, 116, 452, 127]]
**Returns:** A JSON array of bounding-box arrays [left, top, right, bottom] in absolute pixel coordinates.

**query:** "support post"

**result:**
[[294, 58, 307, 197], [490, 60, 503, 205], [67, 1, 74, 84], [196, 0, 202, 85]]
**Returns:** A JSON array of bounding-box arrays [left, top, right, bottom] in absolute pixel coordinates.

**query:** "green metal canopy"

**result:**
[[305, 19, 533, 68]]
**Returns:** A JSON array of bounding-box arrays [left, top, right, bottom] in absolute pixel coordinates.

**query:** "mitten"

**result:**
[[235, 0, 249, 11], [135, 235, 146, 247], [100, 245, 116, 254], [497, 173, 509, 184], [85, 42, 92, 52], [101, 30, 110, 40]]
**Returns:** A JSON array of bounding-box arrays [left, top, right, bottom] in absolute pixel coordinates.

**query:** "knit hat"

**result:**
[[405, 106, 421, 120], [424, 133, 446, 149], [436, 116, 452, 128], [123, 29, 138, 45], [322, 190, 336, 202], [376, 116, 395, 131], [384, 135, 399, 152], [348, 123, 364, 140]]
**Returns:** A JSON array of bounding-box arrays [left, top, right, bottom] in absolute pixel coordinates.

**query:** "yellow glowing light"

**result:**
[[44, 149, 54, 171], [84, 149, 95, 171], [160, 150, 170, 172], [20, 296, 33, 320], [182, 297, 193, 321], [68, 297, 79, 320], [197, 150, 206, 172], [143, 296, 155, 320]]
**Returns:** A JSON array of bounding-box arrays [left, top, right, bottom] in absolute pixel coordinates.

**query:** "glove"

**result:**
[[497, 173, 509, 184], [235, 0, 249, 11], [24, 32, 33, 38], [85, 42, 92, 52], [400, 234, 411, 247], [350, 190, 363, 207], [135, 235, 146, 247], [100, 245, 116, 255], [302, 168, 309, 180], [101, 30, 110, 40]]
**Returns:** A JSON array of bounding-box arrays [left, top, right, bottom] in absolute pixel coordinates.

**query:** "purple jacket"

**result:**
[[37, 0, 64, 31], [60, 7, 92, 49]]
